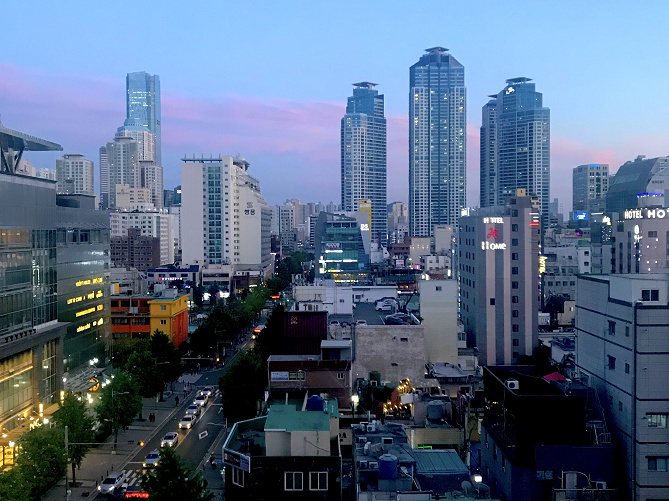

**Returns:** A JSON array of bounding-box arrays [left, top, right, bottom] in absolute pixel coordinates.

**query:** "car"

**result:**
[[98, 471, 125, 496], [385, 313, 412, 325], [201, 386, 213, 397], [142, 450, 160, 468], [179, 414, 197, 429], [356, 320, 368, 326], [329, 320, 340, 326], [253, 324, 265, 334], [186, 404, 201, 416], [193, 394, 207, 407], [160, 432, 179, 447], [375, 299, 398, 311]]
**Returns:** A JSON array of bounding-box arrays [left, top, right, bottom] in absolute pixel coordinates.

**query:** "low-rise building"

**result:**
[[223, 398, 342, 500], [111, 288, 188, 347], [111, 227, 161, 271], [481, 366, 616, 501]]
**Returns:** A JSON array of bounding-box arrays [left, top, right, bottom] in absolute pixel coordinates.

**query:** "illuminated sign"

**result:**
[[624, 208, 669, 220], [483, 217, 504, 224], [76, 307, 96, 318], [77, 323, 91, 333], [539, 255, 547, 274], [574, 211, 589, 221], [506, 86, 515, 94], [481, 241, 506, 250], [360, 223, 369, 231], [76, 277, 104, 287]]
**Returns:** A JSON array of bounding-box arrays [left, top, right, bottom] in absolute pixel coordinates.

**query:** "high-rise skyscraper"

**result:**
[[123, 72, 161, 165], [480, 96, 498, 208], [56, 154, 94, 195], [341, 82, 387, 244], [104, 135, 140, 209], [573, 164, 609, 213], [409, 47, 466, 237], [481, 78, 550, 226]]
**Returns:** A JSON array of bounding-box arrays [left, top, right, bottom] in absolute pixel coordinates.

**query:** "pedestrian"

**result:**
[[175, 395, 179, 406]]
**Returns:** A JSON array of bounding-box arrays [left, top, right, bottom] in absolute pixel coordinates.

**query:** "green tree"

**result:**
[[96, 371, 142, 446], [125, 350, 163, 420], [219, 350, 265, 423], [16, 425, 67, 500], [149, 330, 183, 398], [0, 467, 30, 501], [141, 445, 213, 501], [55, 392, 95, 486]]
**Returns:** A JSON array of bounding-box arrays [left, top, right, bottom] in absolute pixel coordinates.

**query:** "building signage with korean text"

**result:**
[[224, 449, 251, 472]]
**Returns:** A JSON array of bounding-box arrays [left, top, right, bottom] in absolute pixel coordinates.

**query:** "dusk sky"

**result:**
[[1, 1, 668, 210]]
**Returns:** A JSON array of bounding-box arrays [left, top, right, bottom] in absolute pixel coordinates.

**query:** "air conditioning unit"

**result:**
[[367, 423, 376, 432], [358, 460, 368, 468], [368, 461, 379, 469], [370, 380, 378, 387], [505, 379, 520, 390], [595, 481, 607, 490], [357, 436, 367, 444]]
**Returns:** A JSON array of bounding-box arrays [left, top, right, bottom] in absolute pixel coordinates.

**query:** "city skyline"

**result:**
[[1, 2, 668, 209]]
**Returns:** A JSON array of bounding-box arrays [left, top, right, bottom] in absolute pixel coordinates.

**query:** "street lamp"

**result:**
[[351, 394, 359, 417], [472, 473, 482, 497]]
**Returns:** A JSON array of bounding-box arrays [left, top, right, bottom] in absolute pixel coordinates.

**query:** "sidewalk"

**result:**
[[42, 373, 202, 501]]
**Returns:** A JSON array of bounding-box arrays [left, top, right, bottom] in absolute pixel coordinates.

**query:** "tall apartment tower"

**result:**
[[480, 97, 498, 208], [409, 47, 466, 236], [103, 135, 140, 209], [459, 193, 540, 365], [341, 82, 387, 244], [55, 154, 94, 195], [481, 78, 550, 226], [180, 156, 271, 269], [573, 164, 609, 213], [99, 146, 109, 208], [123, 71, 161, 165]]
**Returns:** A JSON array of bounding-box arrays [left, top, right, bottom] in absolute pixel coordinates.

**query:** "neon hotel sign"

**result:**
[[624, 208, 669, 220], [481, 217, 506, 250]]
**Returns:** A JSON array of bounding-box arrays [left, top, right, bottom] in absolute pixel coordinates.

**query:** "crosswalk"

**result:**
[[121, 468, 142, 488]]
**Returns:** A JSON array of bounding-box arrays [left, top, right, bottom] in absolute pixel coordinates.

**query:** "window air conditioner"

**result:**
[[505, 379, 520, 390]]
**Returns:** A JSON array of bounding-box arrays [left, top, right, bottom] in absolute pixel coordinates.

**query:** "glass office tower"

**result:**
[[124, 72, 161, 165], [341, 82, 387, 244], [482, 78, 550, 226], [409, 47, 467, 236]]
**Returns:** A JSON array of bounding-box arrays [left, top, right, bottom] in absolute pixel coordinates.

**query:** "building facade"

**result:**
[[109, 210, 174, 266], [314, 212, 369, 283], [573, 163, 609, 214], [409, 47, 466, 236], [341, 82, 387, 244], [180, 156, 271, 270], [482, 78, 550, 227], [459, 194, 540, 365], [606, 156, 669, 216], [56, 154, 94, 195], [111, 227, 161, 271], [103, 135, 140, 209], [576, 274, 669, 501]]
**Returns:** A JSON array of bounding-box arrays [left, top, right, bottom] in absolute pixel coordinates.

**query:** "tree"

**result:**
[[125, 350, 163, 420], [55, 392, 95, 486], [219, 350, 265, 423], [96, 371, 142, 446], [141, 445, 213, 501], [149, 330, 183, 398], [0, 467, 30, 501], [16, 425, 67, 500]]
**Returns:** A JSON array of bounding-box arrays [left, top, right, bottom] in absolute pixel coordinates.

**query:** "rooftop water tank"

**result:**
[[306, 395, 325, 412], [427, 400, 445, 420], [378, 454, 398, 480]]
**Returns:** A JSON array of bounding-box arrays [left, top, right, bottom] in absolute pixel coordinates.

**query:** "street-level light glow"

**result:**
[[351, 395, 359, 404], [473, 474, 483, 483]]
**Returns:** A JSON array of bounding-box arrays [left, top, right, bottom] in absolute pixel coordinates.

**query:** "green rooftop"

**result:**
[[265, 404, 331, 432]]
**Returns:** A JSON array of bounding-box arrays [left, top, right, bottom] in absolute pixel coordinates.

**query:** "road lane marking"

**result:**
[[199, 430, 209, 439]]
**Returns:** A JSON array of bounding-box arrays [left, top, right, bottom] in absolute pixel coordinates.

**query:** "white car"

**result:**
[[193, 394, 207, 407], [186, 404, 200, 416], [179, 414, 196, 429], [201, 386, 213, 397], [142, 450, 160, 468], [98, 471, 125, 496], [160, 432, 179, 447], [356, 320, 368, 326]]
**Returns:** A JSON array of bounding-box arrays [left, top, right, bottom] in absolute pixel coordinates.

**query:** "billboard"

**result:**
[[574, 211, 589, 221]]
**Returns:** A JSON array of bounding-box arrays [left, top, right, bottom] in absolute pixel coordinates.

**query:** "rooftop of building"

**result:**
[[413, 449, 469, 476], [265, 402, 337, 432], [0, 125, 62, 152], [111, 288, 188, 302], [148, 265, 200, 273]]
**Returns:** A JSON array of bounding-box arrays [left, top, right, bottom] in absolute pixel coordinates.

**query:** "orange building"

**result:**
[[111, 288, 189, 347]]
